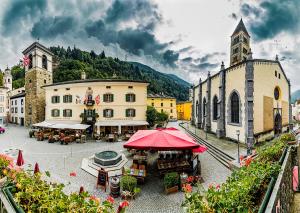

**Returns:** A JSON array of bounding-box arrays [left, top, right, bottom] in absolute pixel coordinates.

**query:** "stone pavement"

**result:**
[[0, 123, 231, 213], [178, 121, 247, 159]]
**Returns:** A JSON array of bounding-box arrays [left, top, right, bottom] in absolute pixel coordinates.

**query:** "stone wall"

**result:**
[[265, 145, 299, 213], [25, 68, 51, 126]]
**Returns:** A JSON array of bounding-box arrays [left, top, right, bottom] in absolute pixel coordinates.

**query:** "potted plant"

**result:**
[[120, 175, 140, 200], [164, 172, 179, 194]]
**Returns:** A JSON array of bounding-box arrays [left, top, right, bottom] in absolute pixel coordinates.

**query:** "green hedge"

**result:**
[[182, 134, 290, 212]]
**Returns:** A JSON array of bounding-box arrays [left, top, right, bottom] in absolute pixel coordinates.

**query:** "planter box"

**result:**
[[2, 186, 25, 213], [165, 185, 179, 194], [287, 141, 297, 145]]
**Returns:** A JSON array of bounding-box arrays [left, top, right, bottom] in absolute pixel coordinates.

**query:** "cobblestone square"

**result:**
[[0, 123, 231, 212]]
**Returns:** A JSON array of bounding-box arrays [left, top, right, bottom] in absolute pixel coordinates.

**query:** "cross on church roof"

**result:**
[[231, 18, 250, 37]]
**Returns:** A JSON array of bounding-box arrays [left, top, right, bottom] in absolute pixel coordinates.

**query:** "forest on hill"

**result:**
[[3, 46, 191, 101]]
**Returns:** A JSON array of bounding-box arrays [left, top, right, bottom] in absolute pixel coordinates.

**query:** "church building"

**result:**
[[191, 19, 292, 153]]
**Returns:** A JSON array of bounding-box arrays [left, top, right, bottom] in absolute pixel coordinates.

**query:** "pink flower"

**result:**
[[106, 195, 114, 204], [208, 183, 214, 189], [216, 184, 220, 190], [187, 176, 194, 183], [70, 172, 77, 177]]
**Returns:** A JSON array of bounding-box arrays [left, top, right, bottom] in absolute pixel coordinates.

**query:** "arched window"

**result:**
[[213, 96, 218, 120], [29, 54, 33, 69], [203, 98, 206, 116], [230, 92, 239, 123], [42, 55, 47, 70], [195, 101, 199, 116]]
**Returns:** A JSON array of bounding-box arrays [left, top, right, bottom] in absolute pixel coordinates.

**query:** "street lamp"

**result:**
[[236, 130, 240, 164]]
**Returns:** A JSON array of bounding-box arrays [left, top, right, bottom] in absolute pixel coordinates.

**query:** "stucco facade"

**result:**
[[176, 101, 192, 121], [44, 79, 149, 134], [147, 95, 177, 120], [0, 87, 9, 125]]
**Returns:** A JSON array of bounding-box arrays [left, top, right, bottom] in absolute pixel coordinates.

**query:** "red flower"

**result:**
[[244, 157, 253, 167], [70, 172, 77, 177], [183, 184, 192, 193], [106, 195, 115, 204], [120, 200, 129, 208], [187, 176, 194, 183]]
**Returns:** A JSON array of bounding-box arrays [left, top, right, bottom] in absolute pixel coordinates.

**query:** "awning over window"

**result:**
[[95, 120, 148, 127]]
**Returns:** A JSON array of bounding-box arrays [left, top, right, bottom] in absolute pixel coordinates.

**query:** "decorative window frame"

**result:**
[[103, 108, 114, 118], [227, 89, 242, 126]]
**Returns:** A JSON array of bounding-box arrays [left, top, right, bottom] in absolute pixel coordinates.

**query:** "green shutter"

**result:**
[[103, 110, 106, 117], [70, 95, 72, 103], [133, 109, 136, 117], [111, 95, 114, 102], [111, 109, 114, 117], [133, 94, 136, 102]]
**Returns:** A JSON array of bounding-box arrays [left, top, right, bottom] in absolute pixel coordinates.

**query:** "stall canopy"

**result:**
[[95, 120, 148, 127], [32, 121, 90, 130], [124, 129, 206, 151]]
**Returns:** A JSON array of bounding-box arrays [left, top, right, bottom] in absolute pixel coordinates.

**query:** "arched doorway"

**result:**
[[274, 113, 282, 135]]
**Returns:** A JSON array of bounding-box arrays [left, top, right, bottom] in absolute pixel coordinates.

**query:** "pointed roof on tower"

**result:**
[[231, 18, 250, 37]]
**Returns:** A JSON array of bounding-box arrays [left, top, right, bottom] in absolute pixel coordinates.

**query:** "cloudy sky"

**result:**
[[0, 0, 299, 91]]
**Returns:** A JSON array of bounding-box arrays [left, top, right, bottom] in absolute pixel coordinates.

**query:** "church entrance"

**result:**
[[274, 113, 282, 135]]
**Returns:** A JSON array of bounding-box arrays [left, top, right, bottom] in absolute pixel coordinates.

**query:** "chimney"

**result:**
[[81, 71, 86, 80]]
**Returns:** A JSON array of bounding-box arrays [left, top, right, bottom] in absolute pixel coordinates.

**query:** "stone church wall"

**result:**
[[225, 64, 246, 142]]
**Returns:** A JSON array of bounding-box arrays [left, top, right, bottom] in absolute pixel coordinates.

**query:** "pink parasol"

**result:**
[[16, 150, 24, 166], [34, 162, 40, 174]]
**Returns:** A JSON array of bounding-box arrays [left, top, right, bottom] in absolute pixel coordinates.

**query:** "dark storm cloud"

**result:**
[[178, 46, 193, 53], [241, 3, 261, 17], [31, 16, 76, 39], [196, 62, 218, 70], [162, 50, 179, 68], [181, 57, 193, 63], [241, 0, 300, 40], [2, 0, 47, 34], [105, 0, 162, 30]]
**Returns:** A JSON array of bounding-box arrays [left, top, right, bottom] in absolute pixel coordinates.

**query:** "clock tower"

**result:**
[[23, 42, 53, 126]]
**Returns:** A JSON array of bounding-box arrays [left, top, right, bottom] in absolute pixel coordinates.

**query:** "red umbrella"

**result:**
[[124, 129, 200, 150], [34, 163, 40, 174], [16, 150, 24, 166], [192, 145, 207, 153]]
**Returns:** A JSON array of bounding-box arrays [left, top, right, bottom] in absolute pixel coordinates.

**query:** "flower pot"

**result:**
[[165, 185, 179, 194]]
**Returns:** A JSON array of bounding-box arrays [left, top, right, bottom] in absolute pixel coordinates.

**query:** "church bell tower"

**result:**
[[23, 42, 53, 126], [230, 19, 251, 66], [3, 67, 12, 91]]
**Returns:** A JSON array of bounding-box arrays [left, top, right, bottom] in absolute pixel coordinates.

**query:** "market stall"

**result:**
[[123, 128, 207, 181]]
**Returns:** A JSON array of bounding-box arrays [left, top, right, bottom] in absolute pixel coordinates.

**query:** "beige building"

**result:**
[[147, 94, 177, 120], [192, 19, 291, 154], [43, 78, 149, 135]]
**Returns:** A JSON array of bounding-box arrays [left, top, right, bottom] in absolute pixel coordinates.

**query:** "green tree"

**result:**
[[100, 51, 106, 59], [156, 111, 169, 123], [146, 106, 157, 127]]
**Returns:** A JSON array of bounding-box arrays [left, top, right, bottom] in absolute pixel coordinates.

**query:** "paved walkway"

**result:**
[[0, 123, 231, 213]]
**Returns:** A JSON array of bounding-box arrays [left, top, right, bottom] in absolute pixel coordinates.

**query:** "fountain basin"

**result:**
[[94, 151, 122, 166]]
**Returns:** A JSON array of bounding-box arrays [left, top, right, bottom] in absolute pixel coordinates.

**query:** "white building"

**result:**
[[0, 86, 9, 125], [10, 90, 25, 126]]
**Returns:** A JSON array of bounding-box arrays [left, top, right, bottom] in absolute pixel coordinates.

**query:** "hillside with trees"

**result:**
[[7, 46, 191, 101]]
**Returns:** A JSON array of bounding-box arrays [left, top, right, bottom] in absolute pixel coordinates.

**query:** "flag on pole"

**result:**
[[95, 95, 100, 105], [22, 55, 30, 67]]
